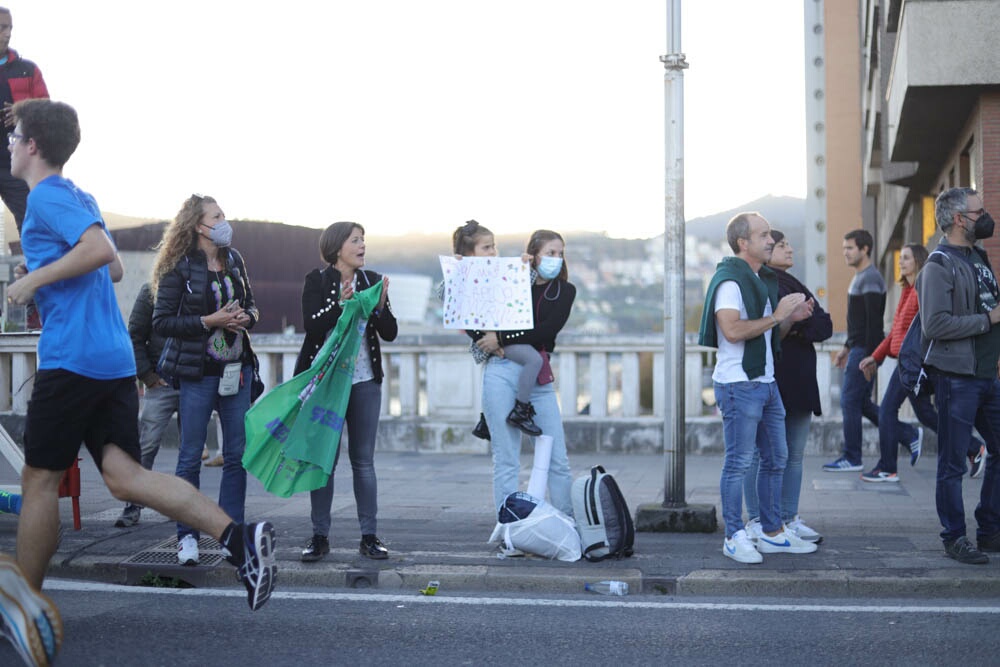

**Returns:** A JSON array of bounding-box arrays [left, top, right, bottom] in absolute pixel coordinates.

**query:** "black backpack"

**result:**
[[571, 466, 635, 561]]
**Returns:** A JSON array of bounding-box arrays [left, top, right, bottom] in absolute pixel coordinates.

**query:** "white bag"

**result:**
[[489, 492, 581, 562]]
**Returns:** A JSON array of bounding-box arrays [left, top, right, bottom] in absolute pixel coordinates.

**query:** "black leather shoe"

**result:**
[[301, 535, 330, 562], [506, 400, 542, 436], [360, 534, 389, 560], [472, 413, 491, 440]]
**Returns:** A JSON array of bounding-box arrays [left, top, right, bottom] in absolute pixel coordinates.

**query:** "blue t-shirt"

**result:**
[[20, 175, 135, 379]]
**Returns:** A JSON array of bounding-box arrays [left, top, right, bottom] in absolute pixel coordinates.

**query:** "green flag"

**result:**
[[243, 280, 382, 497]]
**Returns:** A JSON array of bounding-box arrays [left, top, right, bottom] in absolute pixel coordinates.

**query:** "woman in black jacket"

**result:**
[[742, 230, 832, 544], [294, 221, 397, 562], [152, 194, 259, 566]]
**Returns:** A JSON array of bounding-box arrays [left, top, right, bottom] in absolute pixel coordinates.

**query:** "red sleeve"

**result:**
[[871, 285, 918, 363], [887, 287, 920, 358], [32, 67, 49, 98]]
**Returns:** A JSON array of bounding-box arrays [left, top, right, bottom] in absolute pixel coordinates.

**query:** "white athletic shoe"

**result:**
[[756, 528, 818, 554], [723, 529, 763, 564], [744, 517, 764, 542], [786, 515, 823, 543], [177, 534, 200, 566]]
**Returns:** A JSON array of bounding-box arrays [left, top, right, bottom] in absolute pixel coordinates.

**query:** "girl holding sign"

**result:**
[[452, 220, 544, 437]]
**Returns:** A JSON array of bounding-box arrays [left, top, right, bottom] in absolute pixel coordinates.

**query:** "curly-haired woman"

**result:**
[[152, 194, 259, 566]]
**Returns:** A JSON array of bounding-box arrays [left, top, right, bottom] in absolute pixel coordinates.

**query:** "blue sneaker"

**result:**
[[823, 457, 863, 472], [0, 555, 62, 666], [909, 427, 923, 467], [227, 522, 277, 611]]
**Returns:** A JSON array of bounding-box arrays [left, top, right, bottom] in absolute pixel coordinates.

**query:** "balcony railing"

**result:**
[[2, 331, 858, 423]]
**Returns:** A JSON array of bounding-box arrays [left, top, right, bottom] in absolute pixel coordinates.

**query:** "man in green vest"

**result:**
[[699, 212, 817, 564]]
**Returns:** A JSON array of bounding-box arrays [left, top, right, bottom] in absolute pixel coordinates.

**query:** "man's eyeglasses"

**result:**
[[7, 132, 24, 146], [961, 209, 986, 217]]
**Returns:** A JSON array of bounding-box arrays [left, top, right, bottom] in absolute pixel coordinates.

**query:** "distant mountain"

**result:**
[[683, 195, 805, 243]]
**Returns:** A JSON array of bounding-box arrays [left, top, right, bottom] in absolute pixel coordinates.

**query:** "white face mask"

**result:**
[[203, 220, 233, 247], [537, 256, 563, 280]]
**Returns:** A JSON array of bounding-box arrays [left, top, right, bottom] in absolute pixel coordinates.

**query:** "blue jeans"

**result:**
[[744, 408, 810, 523], [309, 380, 382, 537], [715, 381, 788, 538], [877, 367, 985, 474], [932, 375, 1000, 543], [876, 367, 937, 474], [483, 357, 573, 516], [841, 346, 879, 465], [175, 365, 251, 539]]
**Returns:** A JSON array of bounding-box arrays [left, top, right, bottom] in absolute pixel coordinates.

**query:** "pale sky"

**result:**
[[10, 1, 805, 239]]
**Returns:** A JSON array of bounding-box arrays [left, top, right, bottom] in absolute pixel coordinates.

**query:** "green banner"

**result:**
[[242, 280, 382, 497]]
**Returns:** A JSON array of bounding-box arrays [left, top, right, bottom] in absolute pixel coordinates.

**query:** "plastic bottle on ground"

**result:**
[[584, 580, 628, 596]]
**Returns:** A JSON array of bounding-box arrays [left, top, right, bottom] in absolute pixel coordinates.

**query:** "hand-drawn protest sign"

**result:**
[[440, 256, 533, 331]]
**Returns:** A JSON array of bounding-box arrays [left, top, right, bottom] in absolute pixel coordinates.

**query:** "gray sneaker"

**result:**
[[114, 504, 141, 528], [944, 536, 989, 564]]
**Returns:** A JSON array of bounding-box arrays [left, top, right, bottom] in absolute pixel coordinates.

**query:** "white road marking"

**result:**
[[42, 579, 1000, 614]]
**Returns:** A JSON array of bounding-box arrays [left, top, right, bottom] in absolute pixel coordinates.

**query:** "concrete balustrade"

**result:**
[[0, 331, 908, 456]]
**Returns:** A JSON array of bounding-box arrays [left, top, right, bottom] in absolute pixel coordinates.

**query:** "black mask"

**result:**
[[962, 211, 995, 239], [973, 212, 996, 240], [962, 211, 995, 241]]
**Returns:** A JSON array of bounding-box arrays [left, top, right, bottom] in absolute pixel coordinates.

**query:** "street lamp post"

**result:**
[[661, 0, 687, 509], [635, 0, 717, 534]]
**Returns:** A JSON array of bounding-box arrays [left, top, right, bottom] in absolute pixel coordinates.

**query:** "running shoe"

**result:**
[[0, 555, 62, 667], [231, 522, 277, 611], [969, 445, 986, 479]]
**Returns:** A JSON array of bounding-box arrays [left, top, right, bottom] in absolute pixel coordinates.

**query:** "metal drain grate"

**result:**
[[121, 535, 229, 586]]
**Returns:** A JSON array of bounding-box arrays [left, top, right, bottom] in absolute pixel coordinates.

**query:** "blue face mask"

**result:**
[[537, 256, 563, 280], [203, 220, 233, 247]]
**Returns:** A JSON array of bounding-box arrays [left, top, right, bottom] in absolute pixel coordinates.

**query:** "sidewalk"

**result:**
[[1, 449, 997, 598]]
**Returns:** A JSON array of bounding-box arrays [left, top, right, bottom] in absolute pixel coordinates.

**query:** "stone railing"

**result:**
[[1, 330, 892, 456]]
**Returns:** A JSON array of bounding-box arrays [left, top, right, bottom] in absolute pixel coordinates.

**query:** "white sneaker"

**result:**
[[723, 529, 763, 564], [177, 534, 200, 566], [786, 515, 823, 543], [744, 517, 764, 542], [756, 527, 818, 554]]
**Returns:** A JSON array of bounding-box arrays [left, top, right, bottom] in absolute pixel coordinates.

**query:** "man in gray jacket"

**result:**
[[916, 187, 1000, 564]]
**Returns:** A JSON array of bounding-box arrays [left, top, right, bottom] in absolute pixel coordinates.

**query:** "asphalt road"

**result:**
[[6, 581, 998, 667]]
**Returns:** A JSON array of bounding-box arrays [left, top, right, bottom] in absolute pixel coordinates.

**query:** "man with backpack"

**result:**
[[698, 212, 817, 563], [915, 187, 1000, 565]]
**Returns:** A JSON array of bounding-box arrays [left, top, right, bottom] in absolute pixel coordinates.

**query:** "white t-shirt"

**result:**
[[711, 279, 775, 384]]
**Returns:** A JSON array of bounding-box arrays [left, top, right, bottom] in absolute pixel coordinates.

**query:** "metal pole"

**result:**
[[662, 0, 688, 507]]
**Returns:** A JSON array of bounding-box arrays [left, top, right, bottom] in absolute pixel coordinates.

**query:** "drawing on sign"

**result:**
[[440, 256, 533, 331]]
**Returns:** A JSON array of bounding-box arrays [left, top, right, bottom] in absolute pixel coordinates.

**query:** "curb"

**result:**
[[40, 556, 1000, 600]]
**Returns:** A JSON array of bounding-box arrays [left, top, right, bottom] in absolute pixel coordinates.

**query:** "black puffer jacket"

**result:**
[[153, 248, 258, 382], [293, 266, 397, 378], [129, 282, 171, 386]]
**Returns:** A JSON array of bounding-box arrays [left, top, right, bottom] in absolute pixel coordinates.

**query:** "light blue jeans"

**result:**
[[744, 408, 811, 524], [714, 381, 788, 538], [483, 356, 573, 516], [176, 364, 251, 539]]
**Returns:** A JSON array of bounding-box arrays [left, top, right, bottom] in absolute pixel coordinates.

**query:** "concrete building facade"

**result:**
[[862, 0, 1000, 277]]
